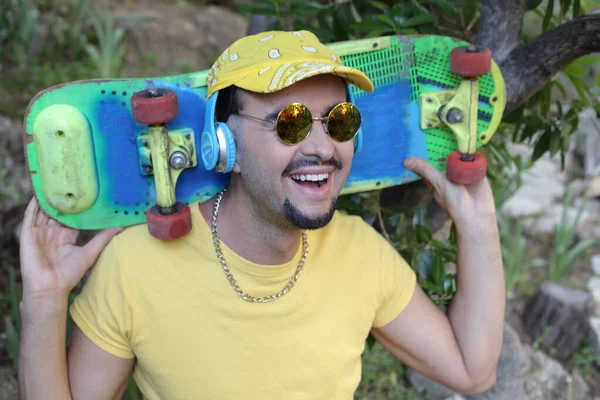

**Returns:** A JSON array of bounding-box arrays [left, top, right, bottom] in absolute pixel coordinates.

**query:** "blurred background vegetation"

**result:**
[[1, 0, 600, 399]]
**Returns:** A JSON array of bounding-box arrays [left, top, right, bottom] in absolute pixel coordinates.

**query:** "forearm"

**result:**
[[19, 294, 72, 400], [448, 215, 505, 383]]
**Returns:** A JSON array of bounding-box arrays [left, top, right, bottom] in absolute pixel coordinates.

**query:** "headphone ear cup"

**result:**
[[215, 122, 236, 173], [201, 126, 219, 170]]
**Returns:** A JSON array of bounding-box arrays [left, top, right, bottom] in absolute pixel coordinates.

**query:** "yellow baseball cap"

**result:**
[[206, 30, 374, 98]]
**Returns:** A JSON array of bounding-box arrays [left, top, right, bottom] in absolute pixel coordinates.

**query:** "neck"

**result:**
[[199, 188, 303, 266]]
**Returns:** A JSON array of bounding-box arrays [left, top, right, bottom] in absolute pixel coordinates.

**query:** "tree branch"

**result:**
[[477, 0, 526, 63], [500, 13, 600, 113]]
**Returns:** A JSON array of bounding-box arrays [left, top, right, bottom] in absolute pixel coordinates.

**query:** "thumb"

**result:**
[[81, 228, 124, 267], [404, 157, 444, 191]]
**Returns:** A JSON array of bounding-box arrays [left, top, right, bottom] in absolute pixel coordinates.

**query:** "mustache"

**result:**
[[282, 158, 342, 176]]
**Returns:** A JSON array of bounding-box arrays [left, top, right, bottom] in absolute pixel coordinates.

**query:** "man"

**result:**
[[19, 31, 504, 399]]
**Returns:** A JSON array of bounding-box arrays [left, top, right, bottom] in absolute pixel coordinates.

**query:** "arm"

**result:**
[[372, 158, 505, 394], [18, 198, 133, 400]]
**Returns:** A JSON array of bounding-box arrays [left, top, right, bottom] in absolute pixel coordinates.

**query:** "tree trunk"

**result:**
[[521, 282, 594, 361]]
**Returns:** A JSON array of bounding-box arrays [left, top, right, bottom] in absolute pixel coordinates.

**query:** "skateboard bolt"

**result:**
[[426, 122, 433, 128], [169, 152, 188, 170], [426, 97, 433, 103], [145, 166, 153, 174], [143, 140, 148, 147], [446, 108, 463, 123], [185, 134, 191, 140]]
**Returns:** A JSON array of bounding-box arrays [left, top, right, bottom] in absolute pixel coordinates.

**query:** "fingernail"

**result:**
[[404, 159, 416, 170]]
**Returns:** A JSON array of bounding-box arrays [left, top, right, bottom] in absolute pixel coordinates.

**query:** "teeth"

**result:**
[[291, 173, 329, 182]]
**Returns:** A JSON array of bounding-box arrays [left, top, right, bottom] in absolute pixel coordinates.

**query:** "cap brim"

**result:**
[[234, 62, 374, 94]]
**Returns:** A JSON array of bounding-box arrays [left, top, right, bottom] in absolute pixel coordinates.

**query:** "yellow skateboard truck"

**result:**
[[420, 44, 494, 184], [131, 88, 196, 240]]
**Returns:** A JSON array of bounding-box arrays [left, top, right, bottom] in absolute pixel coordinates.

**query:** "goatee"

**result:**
[[283, 198, 337, 230]]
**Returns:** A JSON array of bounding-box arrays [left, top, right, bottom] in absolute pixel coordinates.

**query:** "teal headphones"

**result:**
[[201, 84, 363, 173]]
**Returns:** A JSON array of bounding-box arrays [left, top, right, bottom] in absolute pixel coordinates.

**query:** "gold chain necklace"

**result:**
[[211, 189, 309, 303]]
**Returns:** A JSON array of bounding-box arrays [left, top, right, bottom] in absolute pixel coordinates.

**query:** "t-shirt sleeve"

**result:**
[[372, 237, 417, 328], [69, 236, 136, 359]]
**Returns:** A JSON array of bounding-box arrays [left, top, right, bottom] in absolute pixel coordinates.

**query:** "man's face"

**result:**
[[229, 75, 355, 230]]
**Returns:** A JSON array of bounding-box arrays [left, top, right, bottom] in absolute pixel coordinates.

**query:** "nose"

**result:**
[[299, 120, 335, 161]]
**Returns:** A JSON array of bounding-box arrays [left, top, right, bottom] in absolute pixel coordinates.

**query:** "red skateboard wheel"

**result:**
[[450, 46, 492, 77], [146, 202, 192, 240], [446, 151, 487, 184], [131, 88, 179, 125]]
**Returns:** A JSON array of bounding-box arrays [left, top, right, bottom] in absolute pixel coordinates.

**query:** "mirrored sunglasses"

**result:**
[[237, 102, 362, 145]]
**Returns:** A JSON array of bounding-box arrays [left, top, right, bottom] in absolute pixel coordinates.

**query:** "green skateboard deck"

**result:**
[[24, 34, 506, 233]]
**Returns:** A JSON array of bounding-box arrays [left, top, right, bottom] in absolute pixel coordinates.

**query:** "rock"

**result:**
[[579, 108, 600, 177], [464, 324, 527, 400], [522, 204, 591, 236], [592, 255, 600, 276], [502, 148, 567, 219], [587, 277, 600, 292], [585, 176, 600, 198], [114, 2, 247, 77], [407, 368, 457, 400], [408, 324, 527, 400], [568, 178, 588, 193], [0, 367, 18, 400], [589, 317, 600, 368], [522, 282, 594, 360], [570, 369, 591, 400], [523, 346, 571, 400]]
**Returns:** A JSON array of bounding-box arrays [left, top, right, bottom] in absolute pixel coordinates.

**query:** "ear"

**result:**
[[227, 116, 242, 174]]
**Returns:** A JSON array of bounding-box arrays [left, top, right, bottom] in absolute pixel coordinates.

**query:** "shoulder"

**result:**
[[312, 210, 395, 255]]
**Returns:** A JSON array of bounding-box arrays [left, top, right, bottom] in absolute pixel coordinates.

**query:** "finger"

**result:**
[[23, 197, 39, 228], [404, 157, 445, 192], [35, 208, 50, 226], [81, 227, 124, 266], [48, 218, 63, 228]]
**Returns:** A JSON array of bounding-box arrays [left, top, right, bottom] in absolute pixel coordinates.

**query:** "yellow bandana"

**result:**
[[206, 30, 374, 98]]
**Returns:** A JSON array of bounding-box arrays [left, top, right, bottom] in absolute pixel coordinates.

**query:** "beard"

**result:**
[[283, 197, 337, 230]]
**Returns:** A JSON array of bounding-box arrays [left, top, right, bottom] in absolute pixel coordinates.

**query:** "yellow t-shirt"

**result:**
[[70, 204, 416, 400]]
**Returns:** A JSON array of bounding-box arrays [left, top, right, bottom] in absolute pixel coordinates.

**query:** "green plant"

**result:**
[[1, 0, 41, 66], [548, 189, 596, 281], [498, 215, 535, 296], [85, 0, 127, 78], [573, 340, 600, 377], [356, 342, 423, 400]]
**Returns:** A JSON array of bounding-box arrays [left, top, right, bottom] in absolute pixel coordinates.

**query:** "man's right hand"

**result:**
[[19, 197, 122, 300]]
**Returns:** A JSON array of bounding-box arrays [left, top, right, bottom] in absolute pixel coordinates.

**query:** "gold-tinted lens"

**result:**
[[276, 103, 312, 145], [326, 102, 362, 142]]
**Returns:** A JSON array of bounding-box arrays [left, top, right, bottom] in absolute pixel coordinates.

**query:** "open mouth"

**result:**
[[290, 173, 330, 188]]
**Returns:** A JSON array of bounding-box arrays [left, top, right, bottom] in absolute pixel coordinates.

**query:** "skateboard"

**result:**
[[23, 34, 506, 239]]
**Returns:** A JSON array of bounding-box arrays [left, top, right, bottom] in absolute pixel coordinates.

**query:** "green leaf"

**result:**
[[532, 130, 551, 162], [369, 1, 389, 12], [561, 0, 572, 17], [574, 0, 581, 16], [564, 62, 587, 78], [543, 0, 555, 31], [376, 14, 396, 29], [399, 14, 437, 28], [415, 224, 433, 244], [432, 252, 445, 286], [527, 0, 545, 10]]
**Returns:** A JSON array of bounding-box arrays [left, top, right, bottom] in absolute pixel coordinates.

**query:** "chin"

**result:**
[[283, 198, 337, 230]]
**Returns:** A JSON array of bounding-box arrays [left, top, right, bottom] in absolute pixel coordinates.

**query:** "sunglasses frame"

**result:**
[[236, 102, 362, 145]]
